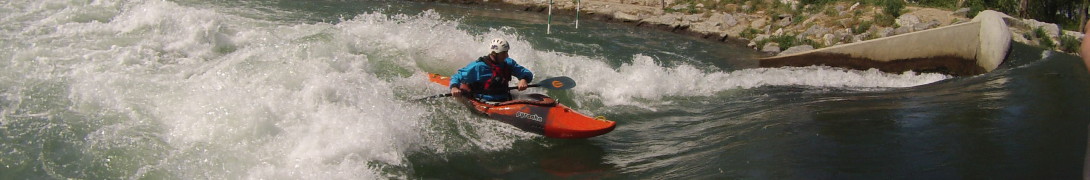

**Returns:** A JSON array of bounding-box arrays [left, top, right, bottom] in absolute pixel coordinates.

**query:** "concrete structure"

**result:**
[[759, 10, 1012, 76]]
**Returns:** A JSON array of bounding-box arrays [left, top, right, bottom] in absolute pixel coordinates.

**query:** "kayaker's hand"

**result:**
[[450, 87, 463, 97], [517, 79, 529, 91]]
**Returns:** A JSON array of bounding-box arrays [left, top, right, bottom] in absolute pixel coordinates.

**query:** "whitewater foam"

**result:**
[[538, 54, 951, 107], [3, 1, 437, 179]]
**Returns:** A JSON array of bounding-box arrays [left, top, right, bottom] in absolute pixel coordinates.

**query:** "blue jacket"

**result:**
[[450, 57, 534, 101]]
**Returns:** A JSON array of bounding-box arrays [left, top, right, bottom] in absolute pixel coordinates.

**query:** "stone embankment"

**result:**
[[491, 0, 1082, 57], [759, 10, 1012, 76]]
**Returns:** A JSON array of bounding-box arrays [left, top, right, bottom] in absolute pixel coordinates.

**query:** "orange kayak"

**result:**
[[427, 73, 615, 138]]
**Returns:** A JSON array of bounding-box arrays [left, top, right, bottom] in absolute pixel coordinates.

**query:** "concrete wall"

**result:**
[[759, 10, 1012, 76]]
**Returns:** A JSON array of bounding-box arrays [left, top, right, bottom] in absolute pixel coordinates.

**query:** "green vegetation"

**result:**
[[1030, 26, 1056, 49], [668, 0, 1085, 31], [740, 28, 762, 39], [882, 0, 905, 17], [919, 0, 1083, 31], [670, 0, 908, 29], [1059, 35, 1080, 53], [1033, 27, 1048, 39], [755, 35, 822, 50], [852, 20, 873, 34], [1038, 36, 1055, 49]]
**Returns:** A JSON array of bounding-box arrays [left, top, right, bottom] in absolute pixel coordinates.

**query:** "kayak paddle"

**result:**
[[415, 76, 576, 101]]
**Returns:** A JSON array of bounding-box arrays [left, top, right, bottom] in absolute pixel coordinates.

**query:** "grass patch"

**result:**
[[740, 27, 762, 39], [852, 20, 873, 34], [1039, 36, 1055, 49], [1028, 26, 1056, 49], [1059, 35, 1080, 53], [874, 13, 896, 27], [758, 35, 821, 49]]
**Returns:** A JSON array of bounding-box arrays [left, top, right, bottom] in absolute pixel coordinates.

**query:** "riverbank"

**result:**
[[428, 0, 1083, 57]]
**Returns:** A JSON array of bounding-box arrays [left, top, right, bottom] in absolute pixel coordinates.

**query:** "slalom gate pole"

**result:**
[[575, 0, 580, 29], [547, 0, 553, 34]]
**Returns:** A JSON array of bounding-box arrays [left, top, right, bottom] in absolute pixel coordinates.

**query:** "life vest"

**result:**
[[474, 56, 511, 95]]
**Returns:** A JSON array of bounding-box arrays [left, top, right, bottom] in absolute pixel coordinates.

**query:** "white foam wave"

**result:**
[[3, 0, 456, 179], [550, 55, 950, 107]]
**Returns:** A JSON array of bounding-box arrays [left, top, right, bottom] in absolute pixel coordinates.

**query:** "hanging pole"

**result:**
[[547, 0, 553, 34], [575, 0, 580, 29]]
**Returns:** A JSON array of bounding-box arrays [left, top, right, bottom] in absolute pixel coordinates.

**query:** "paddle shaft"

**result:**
[[417, 84, 545, 100], [416, 76, 575, 101]]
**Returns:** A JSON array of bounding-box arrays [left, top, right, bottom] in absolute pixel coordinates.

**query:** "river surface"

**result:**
[[2, 0, 1088, 179]]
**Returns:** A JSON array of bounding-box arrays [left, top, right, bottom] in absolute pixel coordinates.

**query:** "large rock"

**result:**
[[691, 21, 721, 34], [683, 14, 703, 23], [952, 8, 970, 17], [894, 26, 913, 35], [802, 25, 830, 38], [877, 27, 894, 38], [721, 13, 738, 27], [800, 14, 824, 26], [661, 13, 683, 22], [724, 25, 750, 39], [1022, 19, 1060, 39], [852, 33, 869, 42], [834, 29, 852, 41], [762, 42, 782, 54], [822, 34, 836, 46], [643, 13, 682, 25], [753, 34, 770, 43], [913, 19, 939, 31], [1065, 30, 1085, 40], [1011, 30, 1031, 44], [896, 14, 920, 28], [614, 11, 641, 22], [776, 15, 793, 26], [750, 18, 767, 28], [780, 45, 814, 55]]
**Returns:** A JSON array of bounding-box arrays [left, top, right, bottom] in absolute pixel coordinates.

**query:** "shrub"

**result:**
[[883, 0, 905, 18], [875, 14, 896, 27], [965, 0, 985, 17], [1030, 26, 1057, 49], [1059, 35, 1080, 53], [853, 20, 873, 34], [1033, 26, 1048, 39], [913, 0, 957, 9], [1039, 36, 1055, 49], [740, 28, 762, 39]]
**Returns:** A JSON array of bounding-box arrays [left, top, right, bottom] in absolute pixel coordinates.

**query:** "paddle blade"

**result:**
[[534, 76, 576, 90], [414, 93, 452, 101]]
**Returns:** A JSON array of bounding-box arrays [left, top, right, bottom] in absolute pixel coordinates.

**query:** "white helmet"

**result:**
[[489, 38, 510, 53]]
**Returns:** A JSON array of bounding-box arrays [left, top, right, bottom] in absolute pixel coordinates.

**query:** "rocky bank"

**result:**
[[447, 0, 1084, 56]]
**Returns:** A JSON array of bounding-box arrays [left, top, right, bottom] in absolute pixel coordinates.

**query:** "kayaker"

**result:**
[[449, 38, 534, 102]]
